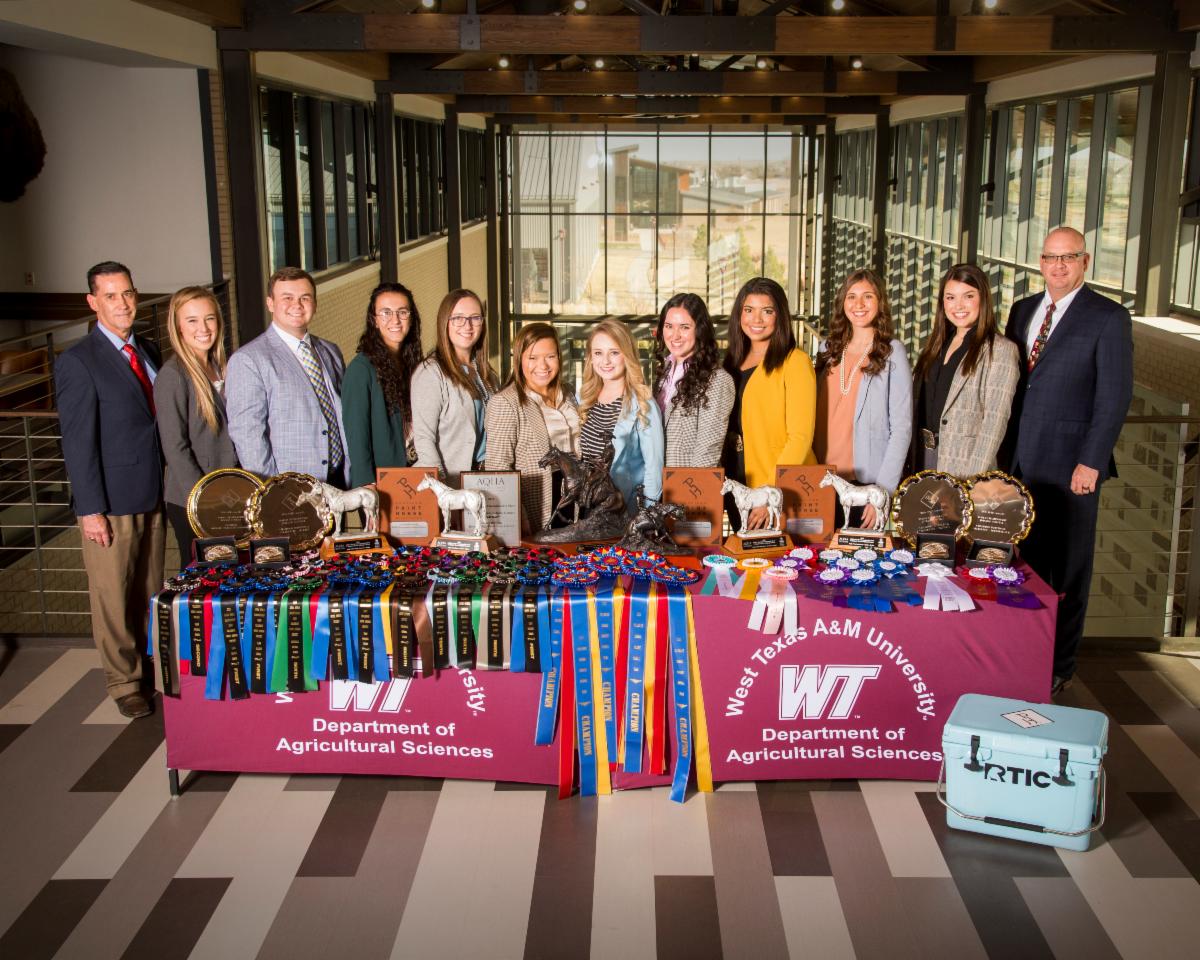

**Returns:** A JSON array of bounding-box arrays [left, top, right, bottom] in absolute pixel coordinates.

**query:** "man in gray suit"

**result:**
[[226, 266, 348, 486]]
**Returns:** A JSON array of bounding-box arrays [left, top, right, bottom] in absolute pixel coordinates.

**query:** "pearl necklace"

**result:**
[[838, 343, 871, 396]]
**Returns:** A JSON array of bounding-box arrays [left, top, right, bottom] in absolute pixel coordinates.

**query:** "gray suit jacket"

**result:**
[[662, 367, 735, 468], [153, 356, 238, 506], [225, 325, 347, 484], [410, 356, 483, 485], [937, 335, 1020, 477]]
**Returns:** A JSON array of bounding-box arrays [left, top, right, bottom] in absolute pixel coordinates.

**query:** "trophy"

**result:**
[[819, 470, 893, 552], [246, 472, 333, 551], [528, 444, 628, 544], [417, 472, 498, 554], [311, 481, 390, 557], [891, 470, 974, 567], [964, 471, 1034, 567], [617, 486, 686, 554], [186, 467, 263, 553], [721, 477, 791, 558]]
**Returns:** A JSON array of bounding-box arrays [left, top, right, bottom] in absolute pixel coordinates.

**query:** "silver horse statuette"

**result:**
[[416, 473, 489, 538], [819, 470, 890, 531]]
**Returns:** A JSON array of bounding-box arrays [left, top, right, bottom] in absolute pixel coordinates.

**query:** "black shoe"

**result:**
[[1050, 675, 1073, 698], [116, 691, 152, 719]]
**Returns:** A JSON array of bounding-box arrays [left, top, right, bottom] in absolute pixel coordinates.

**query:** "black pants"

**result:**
[[165, 501, 196, 570], [1018, 480, 1101, 680]]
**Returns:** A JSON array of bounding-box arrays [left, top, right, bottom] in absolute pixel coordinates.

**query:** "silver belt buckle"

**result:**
[[921, 428, 938, 450]]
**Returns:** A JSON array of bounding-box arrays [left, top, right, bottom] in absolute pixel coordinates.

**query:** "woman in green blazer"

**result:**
[[341, 282, 424, 488]]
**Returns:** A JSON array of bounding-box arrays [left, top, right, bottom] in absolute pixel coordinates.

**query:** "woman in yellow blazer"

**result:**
[[722, 277, 817, 529]]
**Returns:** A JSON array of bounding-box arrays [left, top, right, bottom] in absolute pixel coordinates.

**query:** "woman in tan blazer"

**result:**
[[912, 264, 1020, 477], [485, 322, 580, 535]]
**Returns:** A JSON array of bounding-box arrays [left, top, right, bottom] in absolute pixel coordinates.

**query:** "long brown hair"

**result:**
[[816, 268, 895, 377], [429, 288, 498, 398], [509, 321, 565, 407], [356, 282, 423, 422], [913, 264, 998, 384], [722, 277, 795, 377], [580, 318, 652, 427], [165, 286, 227, 433], [652, 292, 722, 415]]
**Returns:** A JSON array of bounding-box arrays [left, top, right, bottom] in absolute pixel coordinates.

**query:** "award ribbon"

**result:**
[[700, 554, 737, 597], [595, 584, 617, 751], [487, 585, 505, 670], [153, 591, 179, 696], [508, 586, 525, 673], [394, 592, 415, 678], [666, 586, 693, 802], [414, 586, 435, 677], [373, 587, 392, 681], [557, 590, 576, 800], [343, 590, 362, 682], [622, 579, 651, 773], [176, 593, 191, 673], [328, 593, 349, 680], [684, 590, 714, 796], [432, 586, 451, 670], [737, 557, 771, 601], [222, 594, 249, 699], [309, 592, 332, 680], [917, 563, 976, 612], [358, 589, 376, 683], [569, 590, 606, 797], [188, 593, 206, 676], [534, 589, 565, 746], [647, 587, 670, 775], [204, 593, 227, 700], [456, 586, 475, 666]]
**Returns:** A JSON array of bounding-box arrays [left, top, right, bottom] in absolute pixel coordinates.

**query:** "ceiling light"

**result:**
[[573, 0, 587, 9], [498, 56, 509, 68], [983, 0, 998, 7], [594, 58, 605, 69], [850, 56, 864, 70], [831, 0, 845, 10], [756, 57, 768, 69], [420, 0, 435, 8]]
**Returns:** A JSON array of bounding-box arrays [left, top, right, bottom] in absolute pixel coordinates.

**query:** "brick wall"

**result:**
[[461, 223, 489, 312], [395, 238, 451, 354], [308, 262, 382, 362]]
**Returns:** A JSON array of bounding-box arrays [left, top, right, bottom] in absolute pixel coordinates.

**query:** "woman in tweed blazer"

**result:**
[[912, 264, 1020, 477], [485, 323, 580, 534], [653, 293, 735, 468], [410, 289, 498, 484]]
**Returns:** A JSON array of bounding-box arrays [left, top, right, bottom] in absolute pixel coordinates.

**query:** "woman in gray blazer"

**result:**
[[154, 286, 238, 564], [912, 263, 1020, 477], [410, 289, 499, 484], [653, 292, 735, 468], [814, 269, 913, 528]]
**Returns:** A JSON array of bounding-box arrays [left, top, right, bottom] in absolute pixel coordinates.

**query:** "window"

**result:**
[[397, 116, 445, 244], [258, 85, 373, 274], [460, 128, 486, 223]]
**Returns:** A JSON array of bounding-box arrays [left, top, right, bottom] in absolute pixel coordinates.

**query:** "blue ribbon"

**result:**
[[204, 595, 227, 701], [666, 586, 693, 803], [372, 591, 390, 680], [534, 588, 563, 746], [569, 590, 600, 797], [239, 593, 257, 671], [623, 579, 651, 774], [264, 595, 278, 677], [511, 589, 526, 673], [343, 590, 362, 683], [309, 592, 331, 679], [594, 585, 617, 752], [178, 594, 192, 664]]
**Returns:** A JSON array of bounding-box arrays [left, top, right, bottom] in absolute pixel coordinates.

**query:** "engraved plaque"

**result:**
[[891, 470, 973, 548], [186, 467, 263, 547], [246, 472, 333, 550], [966, 471, 1034, 545]]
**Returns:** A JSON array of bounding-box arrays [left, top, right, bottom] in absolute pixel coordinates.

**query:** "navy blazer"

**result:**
[[1001, 284, 1133, 487], [55, 325, 164, 516]]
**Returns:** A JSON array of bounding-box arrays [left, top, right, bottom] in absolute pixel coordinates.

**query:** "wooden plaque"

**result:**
[[376, 467, 442, 545], [462, 470, 522, 548], [776, 464, 837, 545], [662, 467, 725, 550]]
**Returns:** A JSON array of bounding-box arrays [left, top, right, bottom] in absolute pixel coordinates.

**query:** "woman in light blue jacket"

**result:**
[[814, 269, 912, 527], [578, 318, 664, 514]]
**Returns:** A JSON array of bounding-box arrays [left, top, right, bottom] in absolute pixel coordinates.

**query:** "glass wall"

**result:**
[[507, 126, 824, 324], [829, 128, 874, 322]]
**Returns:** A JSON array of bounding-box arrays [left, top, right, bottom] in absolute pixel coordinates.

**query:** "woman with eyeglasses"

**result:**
[[653, 292, 735, 468], [579, 318, 664, 514], [341, 282, 423, 488], [722, 277, 817, 530], [410, 288, 498, 484], [813, 269, 912, 528], [485, 322, 581, 534], [911, 263, 1019, 475], [154, 286, 237, 563]]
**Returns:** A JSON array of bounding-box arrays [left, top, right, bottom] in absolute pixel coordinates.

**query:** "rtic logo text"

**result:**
[[981, 763, 1055, 788], [327, 678, 413, 713], [779, 665, 881, 720]]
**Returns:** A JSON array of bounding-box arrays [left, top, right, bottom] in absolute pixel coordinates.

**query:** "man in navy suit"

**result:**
[[56, 262, 165, 719], [1002, 227, 1133, 695]]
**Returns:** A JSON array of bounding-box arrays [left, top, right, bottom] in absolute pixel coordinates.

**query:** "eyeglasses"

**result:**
[[449, 314, 485, 327], [373, 308, 411, 321], [1039, 252, 1087, 264]]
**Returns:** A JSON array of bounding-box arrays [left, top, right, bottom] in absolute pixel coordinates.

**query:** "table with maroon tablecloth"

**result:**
[[160, 572, 1056, 788]]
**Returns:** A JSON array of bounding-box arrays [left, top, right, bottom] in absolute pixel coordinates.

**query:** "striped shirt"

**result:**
[[580, 399, 621, 462]]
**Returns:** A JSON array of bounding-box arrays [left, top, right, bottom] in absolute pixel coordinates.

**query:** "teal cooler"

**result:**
[[938, 693, 1107, 852]]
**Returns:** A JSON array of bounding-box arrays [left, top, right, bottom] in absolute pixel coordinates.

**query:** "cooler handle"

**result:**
[[935, 760, 1106, 839]]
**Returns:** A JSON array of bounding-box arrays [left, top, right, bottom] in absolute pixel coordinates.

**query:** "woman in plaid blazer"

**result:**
[[653, 293, 735, 468], [485, 323, 581, 535]]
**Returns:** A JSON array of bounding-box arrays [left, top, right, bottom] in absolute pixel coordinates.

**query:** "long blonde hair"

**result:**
[[166, 287, 227, 433], [430, 288, 498, 399], [580, 318, 651, 427]]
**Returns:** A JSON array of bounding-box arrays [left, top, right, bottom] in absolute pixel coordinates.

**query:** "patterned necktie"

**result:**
[[296, 339, 345, 472], [1027, 300, 1055, 372], [122, 344, 155, 413]]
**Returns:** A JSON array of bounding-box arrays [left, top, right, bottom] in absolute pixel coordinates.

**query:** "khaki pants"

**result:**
[[79, 509, 165, 699]]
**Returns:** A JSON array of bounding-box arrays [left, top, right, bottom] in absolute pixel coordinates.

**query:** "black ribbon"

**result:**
[[432, 587, 450, 671], [249, 593, 269, 693], [328, 593, 348, 681], [189, 593, 207, 676], [394, 593, 414, 678], [222, 594, 249, 700], [487, 586, 505, 670], [286, 592, 306, 693], [156, 591, 178, 696], [522, 586, 541, 673], [456, 588, 475, 664]]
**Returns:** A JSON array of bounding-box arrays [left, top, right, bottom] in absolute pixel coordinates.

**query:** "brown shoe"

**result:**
[[1050, 675, 1074, 698], [115, 692, 152, 719]]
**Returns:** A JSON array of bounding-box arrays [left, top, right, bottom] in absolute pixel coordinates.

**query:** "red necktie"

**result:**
[[1027, 301, 1055, 372], [123, 343, 155, 413]]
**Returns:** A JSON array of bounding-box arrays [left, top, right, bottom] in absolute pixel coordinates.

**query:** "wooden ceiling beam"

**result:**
[[216, 13, 1190, 56], [489, 113, 830, 125], [454, 93, 878, 114], [132, 0, 244, 28]]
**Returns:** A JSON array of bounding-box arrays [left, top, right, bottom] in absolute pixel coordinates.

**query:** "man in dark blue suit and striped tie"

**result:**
[[1002, 227, 1134, 697]]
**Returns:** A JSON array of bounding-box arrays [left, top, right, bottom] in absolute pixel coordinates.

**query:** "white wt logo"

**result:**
[[327, 678, 413, 712], [778, 665, 881, 720]]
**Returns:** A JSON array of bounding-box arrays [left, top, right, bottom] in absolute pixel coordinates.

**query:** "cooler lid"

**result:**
[[942, 693, 1108, 763]]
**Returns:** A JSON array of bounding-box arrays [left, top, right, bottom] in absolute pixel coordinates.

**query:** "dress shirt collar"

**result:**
[[96, 322, 137, 352], [1041, 282, 1083, 315], [272, 322, 313, 353]]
